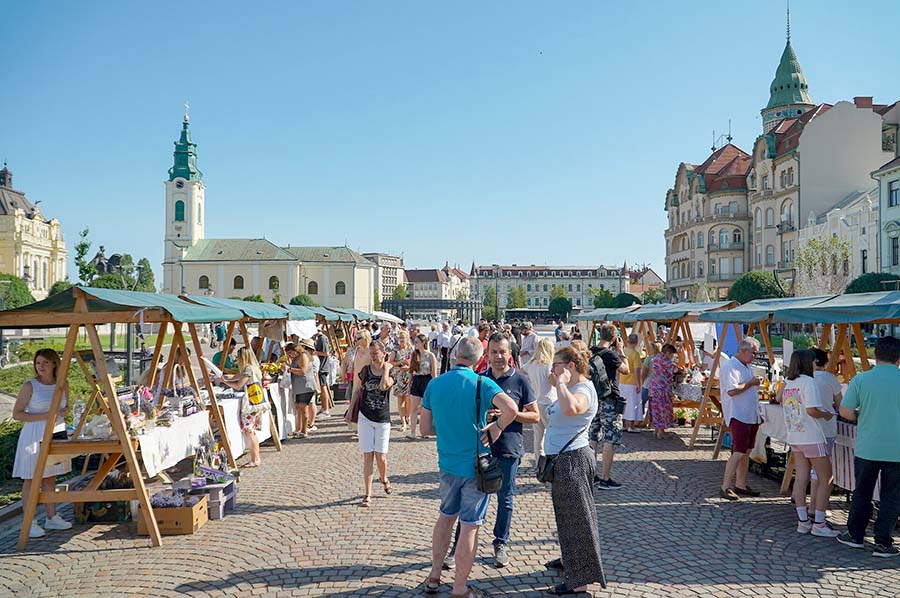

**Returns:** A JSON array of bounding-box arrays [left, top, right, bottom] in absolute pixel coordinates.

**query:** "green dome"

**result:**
[[168, 118, 203, 182], [766, 41, 811, 110]]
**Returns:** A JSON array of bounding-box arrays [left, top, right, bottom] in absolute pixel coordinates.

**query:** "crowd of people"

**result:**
[[9, 314, 900, 589]]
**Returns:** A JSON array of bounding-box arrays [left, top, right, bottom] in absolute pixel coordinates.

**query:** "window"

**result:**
[[543, 284, 548, 292], [765, 208, 774, 227], [766, 245, 775, 266], [690, 232, 695, 248], [233, 275, 244, 290], [861, 249, 868, 274], [781, 201, 794, 225], [756, 252, 762, 267], [199, 275, 209, 289], [697, 232, 704, 248], [174, 200, 185, 221], [755, 208, 761, 230], [698, 261, 704, 277], [576, 284, 581, 292], [567, 284, 572, 292], [719, 230, 729, 246], [710, 260, 716, 275], [788, 167, 794, 186], [308, 281, 318, 295], [543, 297, 548, 306], [268, 276, 279, 290], [763, 175, 769, 190], [526, 283, 531, 292], [890, 180, 900, 208], [892, 238, 899, 267], [734, 256, 744, 274], [780, 171, 786, 188], [733, 229, 742, 244], [335, 281, 346, 295], [719, 257, 731, 275]]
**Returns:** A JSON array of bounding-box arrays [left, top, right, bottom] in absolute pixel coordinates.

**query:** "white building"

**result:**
[[361, 252, 404, 302], [161, 110, 376, 310], [875, 155, 900, 275]]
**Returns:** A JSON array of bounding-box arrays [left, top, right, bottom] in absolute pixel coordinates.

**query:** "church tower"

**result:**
[[162, 103, 205, 294], [761, 2, 815, 133]]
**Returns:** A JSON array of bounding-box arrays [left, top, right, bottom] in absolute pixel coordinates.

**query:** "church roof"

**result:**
[[766, 41, 812, 110], [183, 239, 296, 262], [282, 245, 374, 265]]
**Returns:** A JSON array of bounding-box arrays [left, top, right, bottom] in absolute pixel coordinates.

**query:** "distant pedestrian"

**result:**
[[620, 333, 645, 432], [836, 336, 900, 557], [438, 323, 453, 374], [519, 321, 537, 365], [554, 321, 565, 342], [524, 337, 557, 459], [588, 324, 629, 490], [407, 333, 438, 439]]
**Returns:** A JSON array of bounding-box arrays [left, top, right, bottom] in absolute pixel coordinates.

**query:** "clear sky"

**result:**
[[2, 0, 897, 285]]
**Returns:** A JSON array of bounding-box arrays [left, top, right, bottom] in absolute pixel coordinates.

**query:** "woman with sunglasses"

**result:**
[[543, 345, 606, 595]]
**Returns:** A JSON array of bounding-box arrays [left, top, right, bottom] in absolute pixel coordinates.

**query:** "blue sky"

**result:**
[[2, 1, 897, 285]]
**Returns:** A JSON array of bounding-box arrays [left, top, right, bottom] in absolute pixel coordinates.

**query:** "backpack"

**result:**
[[588, 348, 615, 401]]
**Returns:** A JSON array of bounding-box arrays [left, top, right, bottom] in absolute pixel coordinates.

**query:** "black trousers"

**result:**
[[440, 348, 450, 374], [846, 456, 900, 547]]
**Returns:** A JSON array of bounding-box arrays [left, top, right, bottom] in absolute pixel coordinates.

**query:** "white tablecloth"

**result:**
[[758, 402, 787, 442], [138, 411, 211, 478], [266, 383, 296, 440]]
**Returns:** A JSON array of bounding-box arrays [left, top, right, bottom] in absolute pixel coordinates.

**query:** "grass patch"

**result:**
[[0, 364, 94, 399]]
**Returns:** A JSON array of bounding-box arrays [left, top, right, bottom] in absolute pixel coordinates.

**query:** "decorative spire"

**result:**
[[787, 0, 791, 43], [184, 100, 190, 123], [168, 108, 203, 182]]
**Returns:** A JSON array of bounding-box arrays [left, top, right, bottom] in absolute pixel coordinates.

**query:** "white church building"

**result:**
[[161, 110, 375, 310]]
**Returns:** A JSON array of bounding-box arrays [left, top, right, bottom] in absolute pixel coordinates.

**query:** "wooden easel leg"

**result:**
[[852, 323, 870, 371], [146, 321, 169, 390], [17, 324, 80, 550], [712, 424, 727, 460], [219, 320, 237, 370], [188, 323, 237, 469], [692, 322, 728, 450]]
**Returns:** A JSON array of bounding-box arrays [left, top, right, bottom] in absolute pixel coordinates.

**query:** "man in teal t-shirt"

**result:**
[[419, 336, 518, 597], [837, 336, 900, 557]]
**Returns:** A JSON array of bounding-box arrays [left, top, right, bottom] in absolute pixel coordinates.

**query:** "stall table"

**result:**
[[137, 411, 211, 478]]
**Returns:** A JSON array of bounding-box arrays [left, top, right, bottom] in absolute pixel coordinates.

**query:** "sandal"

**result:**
[[360, 496, 371, 507], [547, 583, 589, 596], [382, 479, 393, 495], [423, 577, 441, 594], [450, 587, 488, 598]]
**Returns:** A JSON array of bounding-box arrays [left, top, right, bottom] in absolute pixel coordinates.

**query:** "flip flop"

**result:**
[[382, 480, 393, 495], [360, 496, 371, 507]]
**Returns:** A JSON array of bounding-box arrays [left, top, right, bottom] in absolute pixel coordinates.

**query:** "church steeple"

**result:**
[[0, 161, 12, 189], [760, 1, 814, 133], [168, 101, 203, 182]]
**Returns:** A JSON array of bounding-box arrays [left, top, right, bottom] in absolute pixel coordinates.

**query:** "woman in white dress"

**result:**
[[13, 349, 73, 538], [523, 337, 557, 459]]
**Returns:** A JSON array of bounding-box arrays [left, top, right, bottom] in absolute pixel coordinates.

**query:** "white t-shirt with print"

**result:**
[[813, 369, 842, 439], [782, 374, 826, 446]]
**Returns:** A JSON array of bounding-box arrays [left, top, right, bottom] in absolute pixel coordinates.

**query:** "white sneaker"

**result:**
[[319, 411, 331, 419], [43, 515, 72, 531], [308, 425, 318, 431], [29, 522, 46, 538], [811, 522, 840, 538], [797, 520, 813, 534]]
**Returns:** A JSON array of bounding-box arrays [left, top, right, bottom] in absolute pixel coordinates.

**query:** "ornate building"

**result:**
[[0, 163, 67, 300]]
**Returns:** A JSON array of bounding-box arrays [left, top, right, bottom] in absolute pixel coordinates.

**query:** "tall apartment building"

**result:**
[[468, 263, 629, 310], [361, 252, 404, 301]]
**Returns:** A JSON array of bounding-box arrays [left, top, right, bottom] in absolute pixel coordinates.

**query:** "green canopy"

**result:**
[[572, 305, 642, 322], [281, 304, 317, 321], [0, 286, 243, 328], [182, 295, 290, 321], [772, 291, 900, 324], [327, 306, 375, 321], [307, 307, 354, 322], [617, 301, 734, 323], [699, 296, 836, 324]]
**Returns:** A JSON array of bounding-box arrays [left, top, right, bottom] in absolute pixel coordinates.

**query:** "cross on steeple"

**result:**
[[184, 100, 190, 123], [787, 0, 791, 43]]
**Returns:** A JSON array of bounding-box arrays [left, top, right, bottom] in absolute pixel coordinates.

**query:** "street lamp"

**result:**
[[171, 241, 190, 294]]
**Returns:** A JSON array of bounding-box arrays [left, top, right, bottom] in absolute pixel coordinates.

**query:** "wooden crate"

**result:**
[[137, 496, 208, 536]]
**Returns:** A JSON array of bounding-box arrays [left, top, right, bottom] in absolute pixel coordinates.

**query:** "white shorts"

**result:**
[[621, 383, 643, 422], [358, 412, 391, 454]]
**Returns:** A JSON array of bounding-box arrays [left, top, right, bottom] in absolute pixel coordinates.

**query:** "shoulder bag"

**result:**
[[536, 423, 588, 484], [474, 376, 503, 494], [347, 366, 367, 424]]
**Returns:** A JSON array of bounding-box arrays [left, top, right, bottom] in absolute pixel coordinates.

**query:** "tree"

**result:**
[[289, 294, 317, 307], [392, 284, 408, 300], [89, 273, 126, 289], [550, 285, 568, 300], [74, 228, 96, 285], [373, 289, 381, 311], [0, 274, 36, 309], [456, 289, 469, 300], [549, 296, 572, 319], [48, 279, 74, 296], [846, 272, 900, 294], [507, 286, 527, 309], [795, 235, 852, 296], [590, 287, 615, 308], [271, 291, 282, 304], [612, 292, 640, 308], [641, 287, 666, 304], [136, 258, 155, 292], [726, 271, 785, 305], [243, 295, 264, 302], [482, 287, 498, 320]]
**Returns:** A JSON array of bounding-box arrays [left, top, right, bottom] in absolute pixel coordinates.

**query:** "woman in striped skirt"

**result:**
[[543, 345, 606, 595]]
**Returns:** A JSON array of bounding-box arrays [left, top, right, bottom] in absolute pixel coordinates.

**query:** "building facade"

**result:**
[[0, 164, 67, 300], [161, 111, 376, 310], [875, 155, 900, 276], [441, 262, 470, 299], [361, 252, 404, 301], [468, 264, 629, 310]]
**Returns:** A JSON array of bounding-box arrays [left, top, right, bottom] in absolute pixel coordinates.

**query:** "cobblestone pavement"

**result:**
[[0, 409, 897, 597]]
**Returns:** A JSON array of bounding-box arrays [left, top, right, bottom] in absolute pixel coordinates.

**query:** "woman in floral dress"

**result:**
[[648, 343, 678, 439], [390, 331, 413, 432]]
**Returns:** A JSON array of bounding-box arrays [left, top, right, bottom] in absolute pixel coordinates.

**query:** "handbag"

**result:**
[[347, 366, 366, 424], [473, 376, 503, 494], [536, 424, 588, 484]]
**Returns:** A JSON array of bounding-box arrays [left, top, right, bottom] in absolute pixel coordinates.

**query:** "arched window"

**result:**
[[766, 245, 775, 266], [268, 276, 279, 290], [719, 229, 729, 246], [765, 208, 774, 227], [199, 275, 209, 289], [690, 232, 695, 249], [308, 281, 318, 295], [781, 200, 794, 224], [698, 261, 704, 277], [233, 275, 244, 290], [335, 281, 346, 295], [755, 208, 762, 230], [697, 232, 704, 248], [526, 284, 531, 292], [733, 228, 742, 244], [174, 200, 185, 222]]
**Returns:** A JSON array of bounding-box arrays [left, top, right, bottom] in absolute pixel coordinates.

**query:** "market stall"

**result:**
[[571, 305, 641, 343], [0, 286, 244, 549], [307, 306, 354, 361]]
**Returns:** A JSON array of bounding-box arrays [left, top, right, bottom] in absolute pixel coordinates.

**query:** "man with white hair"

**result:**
[[419, 336, 518, 596], [718, 337, 763, 501], [518, 322, 537, 365]]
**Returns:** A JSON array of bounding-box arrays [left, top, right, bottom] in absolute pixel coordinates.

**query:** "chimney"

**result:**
[[854, 96, 873, 109]]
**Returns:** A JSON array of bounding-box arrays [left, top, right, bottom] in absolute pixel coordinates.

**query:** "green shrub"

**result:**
[[0, 419, 24, 483], [792, 334, 815, 350]]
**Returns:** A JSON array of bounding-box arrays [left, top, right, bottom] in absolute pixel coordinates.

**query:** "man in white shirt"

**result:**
[[437, 323, 453, 374], [718, 337, 763, 501], [518, 322, 537, 365]]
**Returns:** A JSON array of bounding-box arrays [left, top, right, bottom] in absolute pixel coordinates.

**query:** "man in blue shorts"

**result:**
[[419, 336, 518, 597]]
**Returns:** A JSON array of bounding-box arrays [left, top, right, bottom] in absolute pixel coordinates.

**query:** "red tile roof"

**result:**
[[695, 144, 751, 176], [773, 104, 832, 156]]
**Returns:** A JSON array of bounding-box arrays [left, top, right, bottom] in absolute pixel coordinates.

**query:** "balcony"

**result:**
[[666, 249, 692, 264], [776, 221, 796, 235], [707, 241, 745, 253], [702, 209, 750, 223], [707, 272, 741, 282]]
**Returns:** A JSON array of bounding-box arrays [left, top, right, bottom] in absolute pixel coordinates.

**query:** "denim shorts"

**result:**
[[439, 471, 490, 526]]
